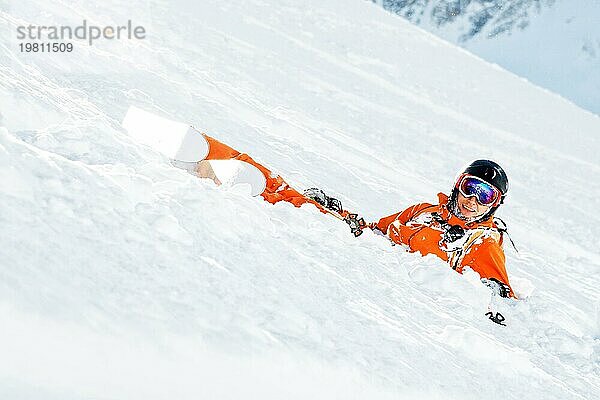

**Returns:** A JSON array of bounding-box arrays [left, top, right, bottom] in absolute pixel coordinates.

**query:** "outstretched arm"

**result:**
[[365, 203, 434, 243]]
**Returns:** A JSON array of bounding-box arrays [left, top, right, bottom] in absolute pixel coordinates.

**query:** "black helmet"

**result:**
[[463, 160, 509, 196], [449, 160, 509, 222]]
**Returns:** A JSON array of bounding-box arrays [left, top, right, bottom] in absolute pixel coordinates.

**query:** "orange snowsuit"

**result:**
[[373, 193, 514, 298], [202, 134, 329, 213], [199, 136, 513, 297]]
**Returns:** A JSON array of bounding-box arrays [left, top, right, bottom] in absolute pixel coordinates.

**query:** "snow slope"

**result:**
[[1, 0, 599, 398]]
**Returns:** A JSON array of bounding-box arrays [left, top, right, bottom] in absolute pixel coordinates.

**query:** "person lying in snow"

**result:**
[[188, 134, 514, 299], [366, 160, 515, 299]]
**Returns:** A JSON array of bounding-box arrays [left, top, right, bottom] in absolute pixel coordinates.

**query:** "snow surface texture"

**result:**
[[378, 0, 600, 115], [1, 0, 599, 399]]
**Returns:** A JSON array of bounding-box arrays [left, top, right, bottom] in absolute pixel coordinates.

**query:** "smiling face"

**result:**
[[456, 191, 491, 220]]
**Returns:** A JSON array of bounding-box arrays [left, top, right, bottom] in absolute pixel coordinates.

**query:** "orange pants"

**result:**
[[202, 134, 328, 213]]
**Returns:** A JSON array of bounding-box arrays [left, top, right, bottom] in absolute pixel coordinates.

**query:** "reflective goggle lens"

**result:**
[[459, 176, 499, 205]]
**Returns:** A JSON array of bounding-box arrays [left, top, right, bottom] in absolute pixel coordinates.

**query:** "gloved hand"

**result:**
[[344, 213, 367, 237], [443, 224, 465, 243]]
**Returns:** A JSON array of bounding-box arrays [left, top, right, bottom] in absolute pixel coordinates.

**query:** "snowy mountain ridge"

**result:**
[[379, 0, 555, 41], [1, 0, 599, 398], [376, 0, 600, 115]]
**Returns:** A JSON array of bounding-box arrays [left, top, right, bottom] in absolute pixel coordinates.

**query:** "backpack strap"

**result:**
[[447, 228, 500, 270], [494, 217, 519, 253]]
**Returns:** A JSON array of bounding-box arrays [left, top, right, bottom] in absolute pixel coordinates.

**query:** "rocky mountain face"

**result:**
[[374, 0, 600, 115], [379, 0, 555, 42]]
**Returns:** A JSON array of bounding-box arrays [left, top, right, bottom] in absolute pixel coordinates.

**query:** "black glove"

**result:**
[[303, 187, 343, 213], [443, 224, 465, 243], [483, 278, 512, 298], [344, 213, 366, 237]]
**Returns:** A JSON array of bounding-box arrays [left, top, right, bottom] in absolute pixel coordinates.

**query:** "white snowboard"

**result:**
[[122, 106, 209, 162], [122, 106, 267, 197]]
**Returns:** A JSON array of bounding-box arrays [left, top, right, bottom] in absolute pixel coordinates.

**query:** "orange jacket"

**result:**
[[373, 193, 514, 298]]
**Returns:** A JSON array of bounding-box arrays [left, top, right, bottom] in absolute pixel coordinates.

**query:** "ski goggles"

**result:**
[[457, 174, 501, 206]]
